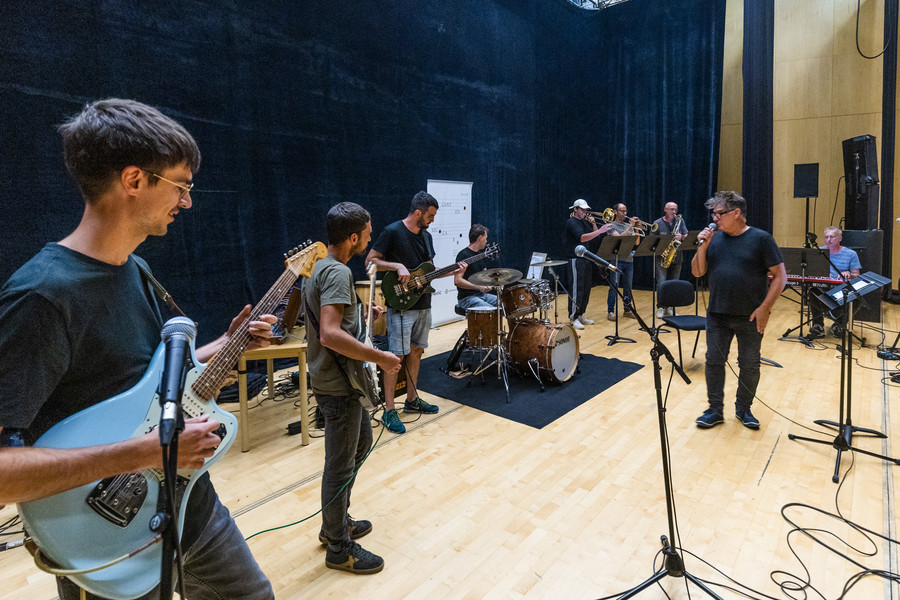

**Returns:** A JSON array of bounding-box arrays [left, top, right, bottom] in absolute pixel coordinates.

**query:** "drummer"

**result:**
[[454, 224, 500, 310]]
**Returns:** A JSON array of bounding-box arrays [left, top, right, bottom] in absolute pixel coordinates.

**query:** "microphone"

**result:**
[[575, 245, 617, 272], [697, 223, 717, 246], [806, 232, 818, 244], [158, 317, 197, 444]]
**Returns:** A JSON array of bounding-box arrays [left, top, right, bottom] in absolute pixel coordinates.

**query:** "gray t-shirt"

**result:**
[[304, 255, 364, 397], [607, 221, 637, 263]]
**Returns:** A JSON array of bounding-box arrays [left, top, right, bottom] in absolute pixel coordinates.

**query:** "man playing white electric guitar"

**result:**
[[0, 99, 276, 599], [304, 202, 401, 574]]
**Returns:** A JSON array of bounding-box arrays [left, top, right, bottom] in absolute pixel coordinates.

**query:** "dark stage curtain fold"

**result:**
[[741, 0, 774, 232]]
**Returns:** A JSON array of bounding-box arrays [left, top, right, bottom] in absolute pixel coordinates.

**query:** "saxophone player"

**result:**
[[653, 202, 689, 317]]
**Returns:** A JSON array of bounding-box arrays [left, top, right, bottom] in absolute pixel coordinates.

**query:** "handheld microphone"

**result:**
[[158, 317, 197, 444], [575, 245, 617, 272], [697, 223, 717, 246]]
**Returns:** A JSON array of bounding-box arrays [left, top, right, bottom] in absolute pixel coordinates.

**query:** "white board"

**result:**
[[426, 180, 473, 325]]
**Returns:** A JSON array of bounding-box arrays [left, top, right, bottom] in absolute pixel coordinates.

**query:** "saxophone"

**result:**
[[659, 214, 683, 268]]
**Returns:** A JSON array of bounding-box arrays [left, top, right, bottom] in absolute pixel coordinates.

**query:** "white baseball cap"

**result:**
[[569, 198, 591, 210]]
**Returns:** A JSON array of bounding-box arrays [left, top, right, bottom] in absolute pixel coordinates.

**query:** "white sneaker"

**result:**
[[571, 319, 585, 330], [607, 312, 616, 321], [578, 315, 595, 325], [656, 308, 664, 318], [664, 308, 674, 317]]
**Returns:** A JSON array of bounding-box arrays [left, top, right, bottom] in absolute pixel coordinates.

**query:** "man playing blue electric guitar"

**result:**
[[364, 192, 463, 434], [0, 99, 276, 599]]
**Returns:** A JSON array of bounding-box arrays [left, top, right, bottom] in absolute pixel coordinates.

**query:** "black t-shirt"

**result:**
[[707, 227, 783, 316], [0, 243, 214, 548], [455, 246, 495, 300], [565, 217, 597, 258], [371, 220, 435, 310]]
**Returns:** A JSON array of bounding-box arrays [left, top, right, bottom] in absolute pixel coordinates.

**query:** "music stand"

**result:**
[[597, 235, 637, 345], [632, 233, 673, 331], [677, 230, 702, 253], [789, 271, 900, 482], [777, 247, 830, 347]]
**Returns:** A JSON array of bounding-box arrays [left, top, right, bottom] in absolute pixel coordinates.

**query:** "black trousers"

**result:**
[[568, 257, 593, 320]]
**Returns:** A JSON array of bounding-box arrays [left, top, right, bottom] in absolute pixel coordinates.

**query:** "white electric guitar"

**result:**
[[17, 241, 326, 600]]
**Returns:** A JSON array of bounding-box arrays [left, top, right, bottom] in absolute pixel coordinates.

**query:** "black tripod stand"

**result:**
[[789, 270, 899, 482], [592, 282, 723, 599]]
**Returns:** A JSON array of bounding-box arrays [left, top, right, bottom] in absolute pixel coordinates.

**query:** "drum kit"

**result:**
[[449, 259, 581, 400]]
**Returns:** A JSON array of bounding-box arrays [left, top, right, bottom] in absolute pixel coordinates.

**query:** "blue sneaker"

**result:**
[[319, 517, 373, 545], [404, 397, 439, 414], [325, 541, 384, 574], [695, 408, 724, 429], [736, 409, 760, 429], [382, 409, 406, 434]]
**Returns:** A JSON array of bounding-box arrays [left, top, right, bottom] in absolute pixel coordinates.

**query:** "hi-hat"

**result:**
[[531, 259, 567, 267], [470, 268, 523, 286]]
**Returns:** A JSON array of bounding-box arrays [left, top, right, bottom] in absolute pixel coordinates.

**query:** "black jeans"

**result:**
[[317, 393, 372, 549], [704, 312, 763, 412], [568, 257, 593, 320]]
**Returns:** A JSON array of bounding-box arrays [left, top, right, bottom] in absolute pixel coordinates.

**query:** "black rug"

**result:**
[[416, 351, 644, 429]]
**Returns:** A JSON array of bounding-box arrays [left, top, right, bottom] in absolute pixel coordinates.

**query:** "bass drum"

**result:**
[[506, 319, 580, 383]]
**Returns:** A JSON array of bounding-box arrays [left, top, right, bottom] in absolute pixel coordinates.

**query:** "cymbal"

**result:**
[[470, 268, 523, 286], [531, 259, 567, 267]]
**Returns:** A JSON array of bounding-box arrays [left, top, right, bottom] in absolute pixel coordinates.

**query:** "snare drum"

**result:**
[[506, 319, 580, 383], [466, 307, 499, 348], [501, 284, 537, 319]]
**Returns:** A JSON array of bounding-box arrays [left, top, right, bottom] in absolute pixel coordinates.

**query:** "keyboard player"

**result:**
[[806, 226, 861, 340]]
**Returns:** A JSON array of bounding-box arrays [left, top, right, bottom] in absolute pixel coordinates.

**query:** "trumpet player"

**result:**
[[654, 202, 689, 317], [566, 199, 611, 329], [606, 203, 640, 320]]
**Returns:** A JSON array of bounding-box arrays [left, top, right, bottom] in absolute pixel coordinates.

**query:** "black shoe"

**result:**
[[695, 408, 724, 429], [325, 541, 384, 574], [319, 517, 373, 545], [805, 324, 825, 341], [735, 409, 760, 430]]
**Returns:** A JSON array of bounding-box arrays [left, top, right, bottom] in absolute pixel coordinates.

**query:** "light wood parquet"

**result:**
[[2, 287, 900, 599]]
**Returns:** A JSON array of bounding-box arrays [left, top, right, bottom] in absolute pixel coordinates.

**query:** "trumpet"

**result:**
[[599, 208, 658, 234]]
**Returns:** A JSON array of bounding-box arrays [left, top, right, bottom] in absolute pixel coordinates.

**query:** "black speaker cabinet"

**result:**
[[842, 135, 880, 230], [793, 163, 819, 198], [841, 229, 883, 323]]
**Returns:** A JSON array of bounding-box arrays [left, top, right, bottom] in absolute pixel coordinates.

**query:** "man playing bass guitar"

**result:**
[[0, 99, 276, 600], [364, 192, 463, 434], [304, 202, 401, 574]]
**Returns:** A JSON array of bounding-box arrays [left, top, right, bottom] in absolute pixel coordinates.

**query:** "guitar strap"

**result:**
[[135, 261, 188, 318]]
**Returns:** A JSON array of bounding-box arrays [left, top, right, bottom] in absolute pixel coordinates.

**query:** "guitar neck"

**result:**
[[426, 252, 487, 282], [191, 268, 299, 401]]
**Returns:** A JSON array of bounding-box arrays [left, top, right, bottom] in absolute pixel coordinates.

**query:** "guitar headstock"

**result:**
[[484, 242, 501, 259], [284, 240, 328, 278], [367, 261, 377, 279]]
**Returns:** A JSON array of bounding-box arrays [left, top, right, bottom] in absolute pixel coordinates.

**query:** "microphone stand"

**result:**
[[596, 235, 636, 346], [152, 364, 190, 600], [789, 260, 899, 482], [605, 286, 722, 599]]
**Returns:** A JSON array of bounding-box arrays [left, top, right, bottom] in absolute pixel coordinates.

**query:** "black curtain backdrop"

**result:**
[[0, 0, 724, 341], [742, 0, 775, 231]]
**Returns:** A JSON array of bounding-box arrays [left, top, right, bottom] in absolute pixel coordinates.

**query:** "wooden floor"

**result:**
[[4, 287, 900, 599]]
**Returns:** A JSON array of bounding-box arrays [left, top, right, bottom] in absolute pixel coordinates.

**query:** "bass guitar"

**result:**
[[17, 241, 326, 600], [381, 242, 500, 311], [343, 262, 383, 410]]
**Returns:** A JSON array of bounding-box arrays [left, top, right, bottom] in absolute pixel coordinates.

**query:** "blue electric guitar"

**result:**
[[17, 241, 326, 600]]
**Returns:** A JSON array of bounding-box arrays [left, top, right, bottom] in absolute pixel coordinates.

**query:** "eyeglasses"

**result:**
[[142, 169, 194, 200], [712, 208, 736, 217]]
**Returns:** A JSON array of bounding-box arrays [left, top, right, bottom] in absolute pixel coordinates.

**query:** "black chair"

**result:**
[[657, 280, 706, 369]]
